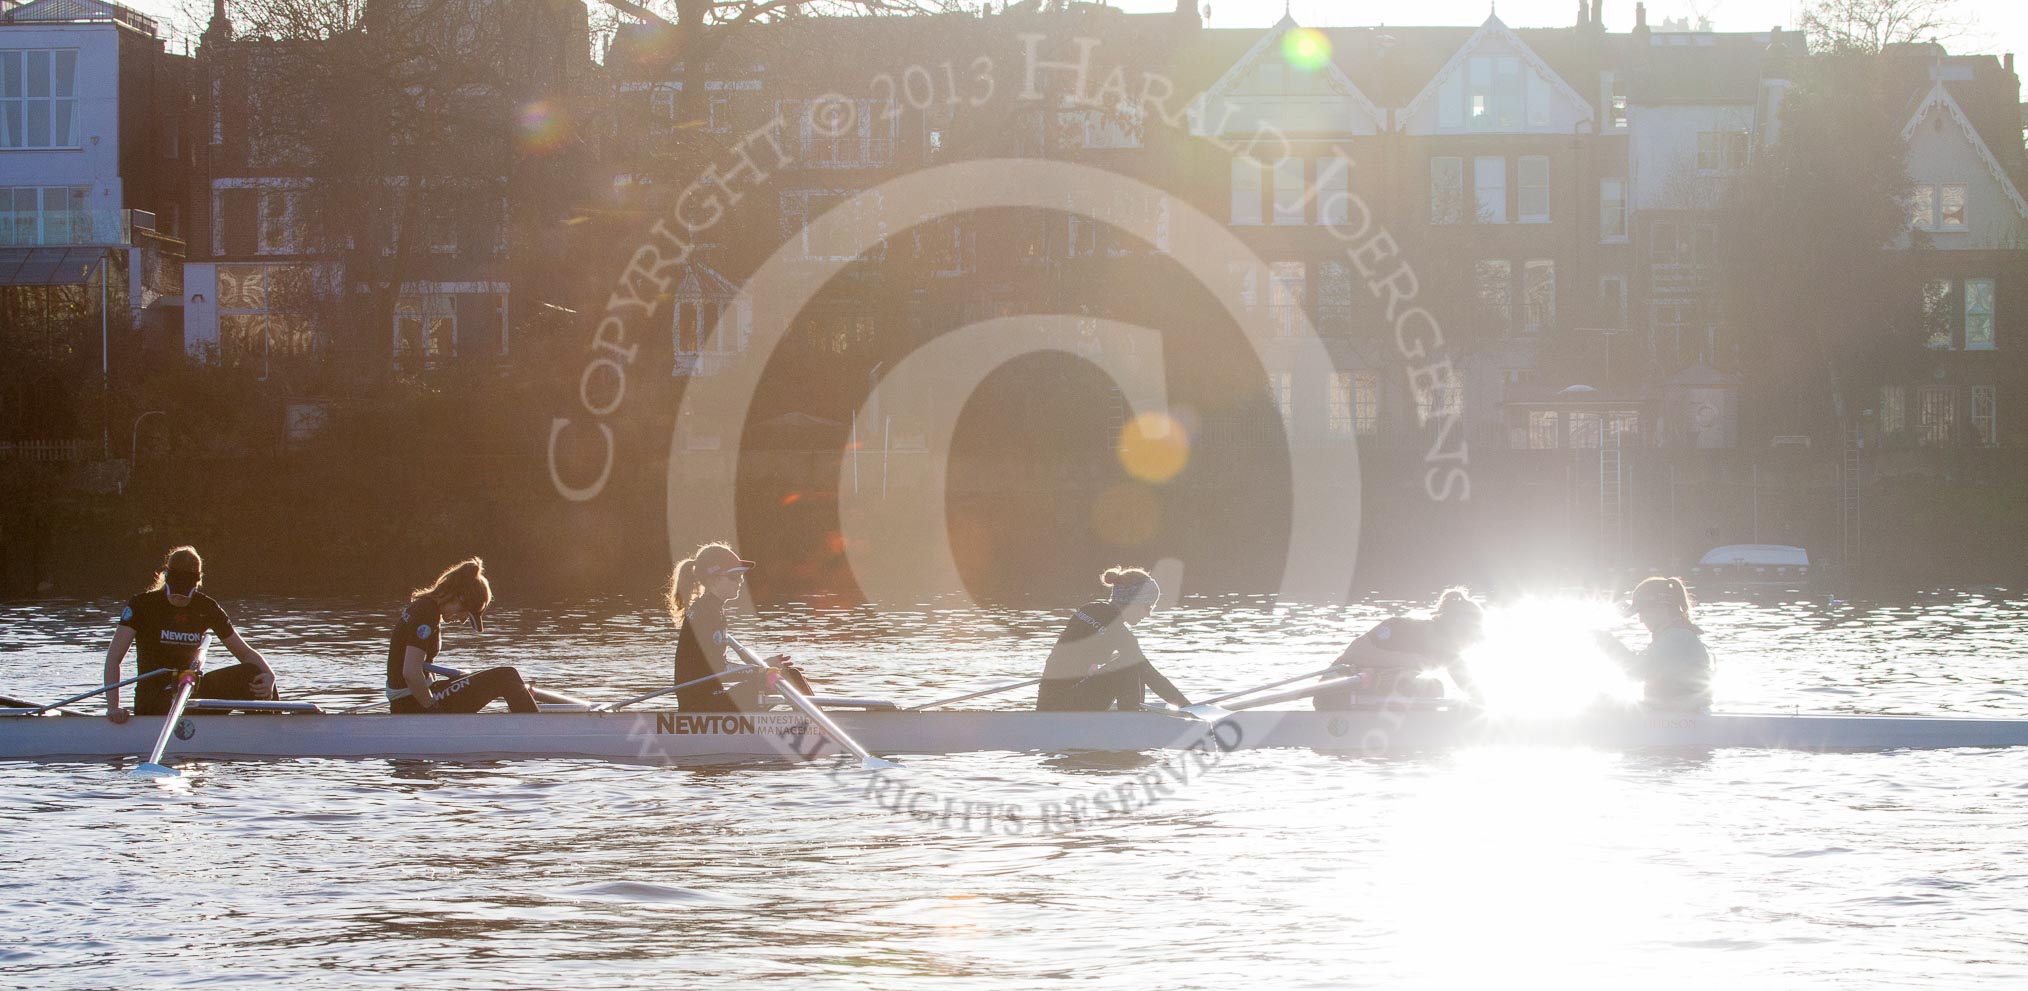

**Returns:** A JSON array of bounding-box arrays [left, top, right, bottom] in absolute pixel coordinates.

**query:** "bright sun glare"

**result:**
[[1463, 596, 1645, 716]]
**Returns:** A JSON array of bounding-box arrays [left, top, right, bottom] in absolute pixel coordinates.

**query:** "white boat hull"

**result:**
[[6, 707, 2028, 764]]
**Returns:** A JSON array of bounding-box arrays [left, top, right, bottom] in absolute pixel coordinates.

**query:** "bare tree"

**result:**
[[1801, 0, 1965, 54]]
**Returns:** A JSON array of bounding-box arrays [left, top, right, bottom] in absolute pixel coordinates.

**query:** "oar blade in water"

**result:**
[[129, 761, 180, 779]]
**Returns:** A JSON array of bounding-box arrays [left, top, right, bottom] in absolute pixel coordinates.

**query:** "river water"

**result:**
[[3, 590, 2027, 989]]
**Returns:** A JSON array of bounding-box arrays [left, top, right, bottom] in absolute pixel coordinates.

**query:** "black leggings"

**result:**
[[136, 663, 276, 716], [391, 666, 538, 714]]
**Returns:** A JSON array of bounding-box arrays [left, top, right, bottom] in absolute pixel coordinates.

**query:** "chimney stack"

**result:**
[[1577, 0, 1587, 26], [1591, 0, 1604, 29], [1635, 2, 1646, 30], [2006, 53, 2015, 75]]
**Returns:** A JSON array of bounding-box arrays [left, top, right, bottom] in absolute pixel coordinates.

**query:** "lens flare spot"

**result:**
[[1091, 483, 1160, 547], [1116, 412, 1190, 484], [517, 101, 568, 155], [1281, 28, 1332, 71]]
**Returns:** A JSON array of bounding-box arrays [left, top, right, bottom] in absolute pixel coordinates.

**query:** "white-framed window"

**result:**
[[0, 50, 81, 149], [1917, 384, 1959, 446], [395, 293, 457, 369], [1909, 185, 1936, 229], [1600, 178, 1627, 241], [1972, 385, 1998, 446], [1965, 278, 1995, 350], [1877, 385, 1906, 435], [1522, 259, 1555, 333], [1527, 410, 1560, 449], [1476, 259, 1512, 330], [1430, 156, 1464, 224], [1269, 370, 1294, 429], [1268, 261, 1305, 337], [218, 263, 315, 379], [1354, 370, 1381, 436], [1272, 157, 1306, 225], [1568, 412, 1603, 448], [1417, 367, 1463, 423], [0, 185, 91, 246], [1316, 155, 1349, 226], [258, 189, 304, 254], [1461, 56, 1533, 132], [1910, 183, 1969, 232], [1329, 371, 1355, 436], [1518, 156, 1550, 223], [1316, 259, 1353, 330], [782, 99, 896, 168], [1696, 131, 1749, 173], [393, 289, 507, 369], [1474, 156, 1506, 224], [1940, 183, 1967, 230], [1230, 156, 1262, 225], [1923, 278, 1955, 349], [708, 93, 731, 133], [210, 78, 223, 145], [1601, 71, 1627, 130]]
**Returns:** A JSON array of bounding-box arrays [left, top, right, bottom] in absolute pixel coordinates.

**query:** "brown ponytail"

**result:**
[[667, 541, 739, 623], [414, 557, 491, 614], [1631, 576, 1700, 633]]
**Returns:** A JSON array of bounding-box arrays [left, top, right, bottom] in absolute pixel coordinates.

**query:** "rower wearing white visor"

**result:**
[[1037, 567, 1191, 712], [386, 558, 538, 714], [668, 542, 807, 712], [103, 545, 278, 723], [1594, 576, 1713, 713]]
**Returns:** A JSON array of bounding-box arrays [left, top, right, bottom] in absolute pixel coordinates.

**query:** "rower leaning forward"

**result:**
[[104, 546, 278, 723], [1037, 567, 1195, 712], [386, 558, 539, 714]]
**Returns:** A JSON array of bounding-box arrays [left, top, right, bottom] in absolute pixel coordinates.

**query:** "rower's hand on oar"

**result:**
[[107, 705, 130, 725], [249, 671, 275, 698]]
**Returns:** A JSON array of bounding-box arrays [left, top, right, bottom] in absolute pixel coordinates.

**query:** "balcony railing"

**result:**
[[0, 209, 150, 248]]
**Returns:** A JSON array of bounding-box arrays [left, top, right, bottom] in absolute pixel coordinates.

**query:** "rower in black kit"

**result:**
[[1037, 567, 1192, 712], [385, 558, 539, 714], [103, 545, 278, 722]]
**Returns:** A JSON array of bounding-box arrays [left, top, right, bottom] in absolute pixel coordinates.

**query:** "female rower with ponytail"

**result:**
[[1036, 567, 1192, 712], [668, 542, 806, 712], [1594, 576, 1713, 713], [104, 545, 278, 723], [386, 558, 538, 714]]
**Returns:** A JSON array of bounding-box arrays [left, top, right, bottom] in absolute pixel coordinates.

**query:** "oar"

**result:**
[[724, 635, 897, 771], [131, 668, 200, 778], [1201, 666, 1340, 707], [15, 668, 170, 716], [423, 664, 594, 707], [903, 677, 1042, 712], [1224, 675, 1363, 711], [599, 664, 764, 712]]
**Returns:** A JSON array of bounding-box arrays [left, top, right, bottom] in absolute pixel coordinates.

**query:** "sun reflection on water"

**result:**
[[1466, 597, 1644, 716]]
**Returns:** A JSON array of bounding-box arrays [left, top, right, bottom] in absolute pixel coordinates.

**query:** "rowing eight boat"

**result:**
[[6, 704, 2028, 764]]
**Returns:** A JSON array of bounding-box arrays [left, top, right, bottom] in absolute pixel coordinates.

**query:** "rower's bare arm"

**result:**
[[104, 626, 136, 720], [402, 647, 435, 709], [223, 633, 275, 692]]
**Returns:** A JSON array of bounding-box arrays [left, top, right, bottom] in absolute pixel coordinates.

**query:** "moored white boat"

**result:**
[[6, 705, 2028, 764]]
